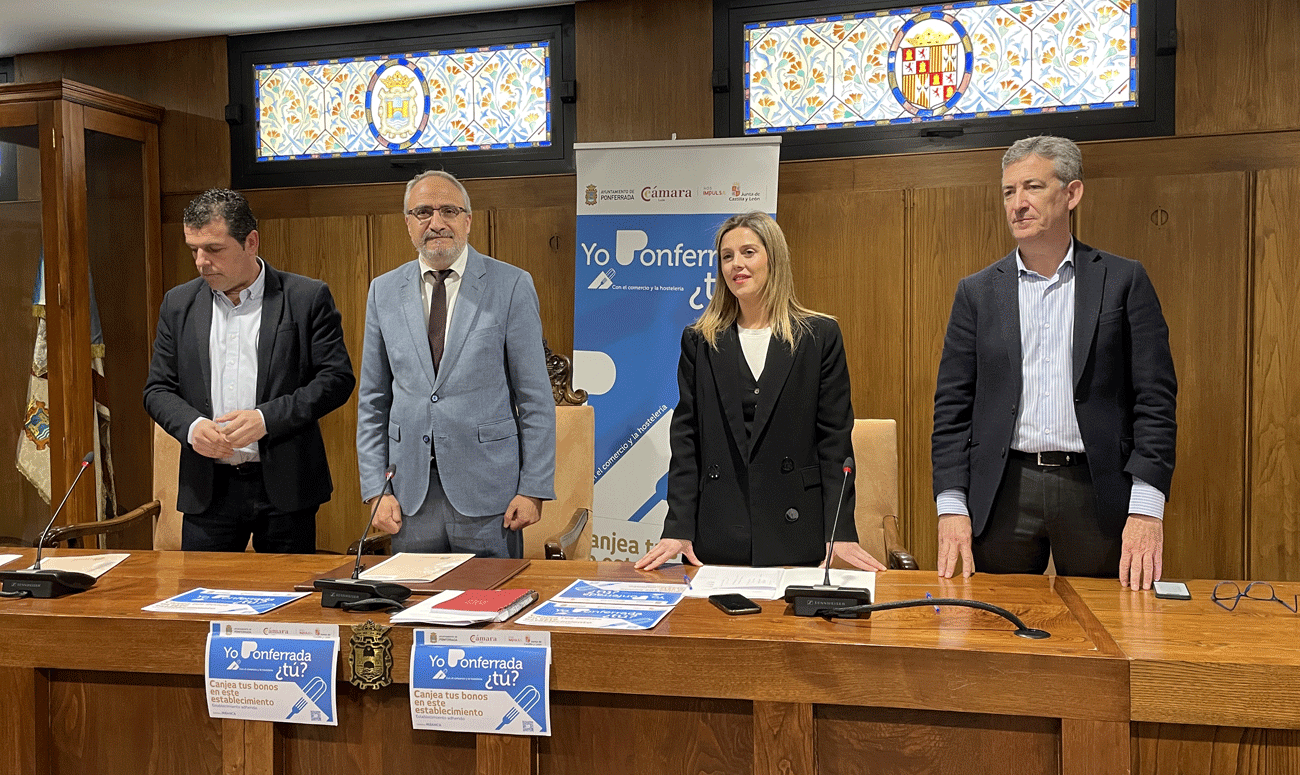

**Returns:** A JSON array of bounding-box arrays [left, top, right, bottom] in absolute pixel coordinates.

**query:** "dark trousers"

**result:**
[[182, 464, 318, 554], [973, 455, 1123, 577]]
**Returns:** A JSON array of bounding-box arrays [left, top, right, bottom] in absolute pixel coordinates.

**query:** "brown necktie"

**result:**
[[426, 269, 453, 371]]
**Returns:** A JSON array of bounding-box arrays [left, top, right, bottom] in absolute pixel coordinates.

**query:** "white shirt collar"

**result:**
[[419, 245, 469, 279], [213, 257, 266, 306], [1015, 240, 1075, 280]]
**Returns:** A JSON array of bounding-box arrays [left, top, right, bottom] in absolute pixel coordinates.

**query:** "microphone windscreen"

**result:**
[[384, 463, 397, 478], [82, 451, 95, 465], [842, 456, 854, 473]]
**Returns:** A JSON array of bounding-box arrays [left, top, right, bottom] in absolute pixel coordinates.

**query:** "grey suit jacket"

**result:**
[[356, 248, 556, 517], [931, 239, 1178, 539], [143, 261, 356, 514]]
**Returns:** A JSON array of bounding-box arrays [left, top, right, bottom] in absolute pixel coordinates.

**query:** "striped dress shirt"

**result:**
[[936, 243, 1165, 520]]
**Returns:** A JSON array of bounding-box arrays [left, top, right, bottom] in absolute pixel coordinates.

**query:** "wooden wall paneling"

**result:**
[[905, 185, 1014, 569], [197, 175, 576, 225], [1133, 723, 1300, 775], [538, 692, 752, 775], [575, 0, 713, 142], [1176, 0, 1300, 136], [0, 667, 48, 775], [1062, 719, 1130, 775], [778, 188, 908, 539], [256, 215, 370, 553], [490, 205, 576, 356], [477, 735, 533, 775], [1250, 167, 1300, 581], [815, 705, 1059, 775], [1076, 173, 1249, 581], [779, 190, 907, 422], [16, 37, 231, 194], [753, 701, 814, 775], [281, 685, 477, 774], [48, 670, 221, 773], [0, 199, 50, 544]]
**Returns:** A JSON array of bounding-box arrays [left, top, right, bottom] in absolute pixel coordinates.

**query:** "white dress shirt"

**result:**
[[420, 246, 469, 338], [187, 258, 266, 464]]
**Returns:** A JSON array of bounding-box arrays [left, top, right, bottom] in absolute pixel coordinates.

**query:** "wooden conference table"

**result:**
[[0, 550, 1296, 775]]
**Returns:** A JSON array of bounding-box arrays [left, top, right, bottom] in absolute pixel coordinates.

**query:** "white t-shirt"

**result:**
[[738, 325, 772, 380]]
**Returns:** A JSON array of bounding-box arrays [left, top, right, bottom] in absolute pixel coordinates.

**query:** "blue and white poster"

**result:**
[[204, 622, 339, 726], [409, 629, 551, 736], [572, 138, 781, 560]]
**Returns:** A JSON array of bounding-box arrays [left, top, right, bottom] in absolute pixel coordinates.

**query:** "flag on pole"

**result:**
[[17, 254, 117, 524]]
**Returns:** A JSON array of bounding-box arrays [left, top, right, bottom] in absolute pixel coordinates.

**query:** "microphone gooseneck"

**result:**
[[34, 451, 96, 570], [352, 464, 397, 579], [821, 456, 854, 585]]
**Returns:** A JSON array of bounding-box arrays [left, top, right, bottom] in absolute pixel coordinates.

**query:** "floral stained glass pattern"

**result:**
[[745, 0, 1137, 133], [256, 42, 550, 160]]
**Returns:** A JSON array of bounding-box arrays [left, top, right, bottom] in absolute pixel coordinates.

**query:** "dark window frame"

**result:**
[[713, 0, 1176, 160], [227, 6, 576, 189]]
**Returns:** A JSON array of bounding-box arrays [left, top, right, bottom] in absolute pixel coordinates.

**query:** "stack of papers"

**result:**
[[8, 553, 130, 578], [358, 552, 472, 582], [144, 589, 309, 615], [684, 566, 877, 600], [391, 589, 538, 626], [516, 580, 687, 630]]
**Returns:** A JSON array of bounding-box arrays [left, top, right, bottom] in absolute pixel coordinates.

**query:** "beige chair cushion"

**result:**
[[528, 405, 595, 560], [848, 418, 900, 564], [152, 422, 183, 550]]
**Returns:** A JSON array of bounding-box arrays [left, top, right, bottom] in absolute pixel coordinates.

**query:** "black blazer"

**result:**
[[662, 316, 856, 567], [931, 239, 1177, 539], [143, 261, 356, 514]]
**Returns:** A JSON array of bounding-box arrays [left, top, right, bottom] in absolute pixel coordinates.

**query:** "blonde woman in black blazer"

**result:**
[[636, 212, 885, 571]]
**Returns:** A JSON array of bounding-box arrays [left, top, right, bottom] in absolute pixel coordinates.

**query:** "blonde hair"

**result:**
[[692, 211, 829, 349]]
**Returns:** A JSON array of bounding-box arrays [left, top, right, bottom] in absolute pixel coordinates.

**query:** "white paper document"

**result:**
[[22, 553, 130, 579], [0, 554, 22, 568], [684, 566, 876, 600], [357, 552, 472, 582]]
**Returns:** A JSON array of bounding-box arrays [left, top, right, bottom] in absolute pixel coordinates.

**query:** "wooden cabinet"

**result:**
[[0, 81, 163, 542]]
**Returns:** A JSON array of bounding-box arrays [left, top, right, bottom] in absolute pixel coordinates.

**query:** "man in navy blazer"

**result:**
[[356, 170, 555, 558], [932, 136, 1177, 589], [144, 189, 355, 552]]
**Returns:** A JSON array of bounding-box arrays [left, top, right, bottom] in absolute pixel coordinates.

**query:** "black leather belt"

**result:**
[[1009, 450, 1086, 467], [222, 462, 262, 476]]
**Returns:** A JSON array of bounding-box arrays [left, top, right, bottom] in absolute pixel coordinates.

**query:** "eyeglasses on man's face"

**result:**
[[1211, 581, 1299, 613], [406, 205, 469, 222]]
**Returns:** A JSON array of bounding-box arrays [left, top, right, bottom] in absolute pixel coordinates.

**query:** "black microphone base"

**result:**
[[314, 578, 412, 609], [0, 569, 96, 598], [783, 586, 873, 618]]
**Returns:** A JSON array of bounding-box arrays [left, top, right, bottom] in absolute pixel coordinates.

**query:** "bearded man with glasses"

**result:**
[[356, 170, 556, 558]]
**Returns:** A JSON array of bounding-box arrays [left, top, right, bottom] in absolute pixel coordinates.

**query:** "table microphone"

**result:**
[[315, 464, 411, 610], [783, 456, 875, 618], [1, 452, 98, 599]]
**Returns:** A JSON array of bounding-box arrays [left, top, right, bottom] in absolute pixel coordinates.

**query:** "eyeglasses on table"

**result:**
[[1211, 581, 1298, 613]]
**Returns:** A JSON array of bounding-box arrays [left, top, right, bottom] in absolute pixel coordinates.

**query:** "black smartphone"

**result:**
[[1152, 580, 1191, 600], [708, 593, 761, 615]]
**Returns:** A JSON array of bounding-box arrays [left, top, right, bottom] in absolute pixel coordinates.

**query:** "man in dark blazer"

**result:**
[[932, 136, 1177, 589], [144, 189, 355, 553]]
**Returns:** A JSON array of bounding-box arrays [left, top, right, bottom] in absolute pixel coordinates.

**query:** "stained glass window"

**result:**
[[255, 42, 551, 161], [743, 0, 1137, 134]]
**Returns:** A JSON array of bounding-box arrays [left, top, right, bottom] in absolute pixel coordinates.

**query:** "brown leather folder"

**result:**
[[296, 557, 530, 595]]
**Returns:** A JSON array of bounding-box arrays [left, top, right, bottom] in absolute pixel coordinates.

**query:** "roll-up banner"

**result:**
[[572, 138, 781, 561]]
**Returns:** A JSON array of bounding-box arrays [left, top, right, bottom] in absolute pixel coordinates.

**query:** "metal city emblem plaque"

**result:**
[[348, 620, 394, 690]]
